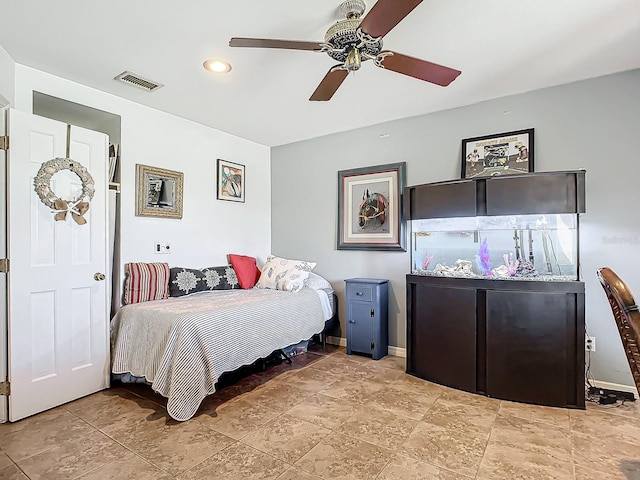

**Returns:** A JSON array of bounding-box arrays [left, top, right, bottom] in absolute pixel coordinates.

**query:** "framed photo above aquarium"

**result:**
[[217, 159, 245, 203], [135, 164, 183, 219], [461, 128, 534, 179], [337, 162, 406, 251]]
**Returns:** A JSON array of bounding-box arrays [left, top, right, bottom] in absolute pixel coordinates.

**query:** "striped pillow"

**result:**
[[123, 262, 170, 305]]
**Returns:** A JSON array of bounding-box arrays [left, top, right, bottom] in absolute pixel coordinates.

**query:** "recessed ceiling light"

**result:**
[[203, 59, 232, 74]]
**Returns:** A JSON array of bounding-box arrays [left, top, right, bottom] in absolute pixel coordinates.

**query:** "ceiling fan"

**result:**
[[229, 0, 461, 101]]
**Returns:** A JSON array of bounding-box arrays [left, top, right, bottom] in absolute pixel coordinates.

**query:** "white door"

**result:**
[[7, 109, 109, 421]]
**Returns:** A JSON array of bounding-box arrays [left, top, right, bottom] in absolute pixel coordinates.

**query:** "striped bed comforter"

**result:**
[[110, 287, 326, 421]]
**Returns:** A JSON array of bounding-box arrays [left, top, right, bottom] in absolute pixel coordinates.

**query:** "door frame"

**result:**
[[0, 98, 9, 423]]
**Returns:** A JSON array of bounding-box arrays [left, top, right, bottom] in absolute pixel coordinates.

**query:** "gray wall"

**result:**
[[272, 68, 640, 387]]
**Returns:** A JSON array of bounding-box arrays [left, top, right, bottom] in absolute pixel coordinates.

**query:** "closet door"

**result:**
[[7, 109, 109, 421]]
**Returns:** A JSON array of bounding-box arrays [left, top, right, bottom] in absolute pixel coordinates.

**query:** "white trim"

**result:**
[[327, 336, 346, 347], [326, 336, 406, 357], [388, 346, 406, 358], [591, 380, 638, 399], [0, 105, 7, 423]]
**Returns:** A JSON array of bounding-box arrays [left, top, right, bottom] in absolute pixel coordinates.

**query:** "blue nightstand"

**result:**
[[345, 278, 388, 360]]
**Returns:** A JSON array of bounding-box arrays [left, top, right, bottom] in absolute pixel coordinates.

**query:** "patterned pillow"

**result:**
[[169, 266, 239, 297], [123, 262, 170, 305], [202, 266, 239, 290], [256, 255, 316, 291], [277, 269, 311, 293]]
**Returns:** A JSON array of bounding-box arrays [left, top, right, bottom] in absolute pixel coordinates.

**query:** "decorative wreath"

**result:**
[[33, 158, 95, 224]]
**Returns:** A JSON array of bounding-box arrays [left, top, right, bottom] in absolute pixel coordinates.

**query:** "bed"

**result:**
[[111, 285, 335, 421]]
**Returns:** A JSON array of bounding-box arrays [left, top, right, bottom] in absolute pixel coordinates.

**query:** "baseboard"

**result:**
[[326, 336, 346, 347], [388, 346, 406, 358], [591, 380, 638, 399], [326, 336, 406, 357]]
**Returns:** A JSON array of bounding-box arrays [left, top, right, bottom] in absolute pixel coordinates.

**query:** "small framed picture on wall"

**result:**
[[135, 164, 184, 219], [461, 128, 534, 179], [217, 159, 245, 203]]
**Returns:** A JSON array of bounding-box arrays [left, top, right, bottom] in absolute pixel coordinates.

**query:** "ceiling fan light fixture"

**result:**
[[203, 59, 232, 74], [344, 48, 362, 71], [324, 19, 382, 64]]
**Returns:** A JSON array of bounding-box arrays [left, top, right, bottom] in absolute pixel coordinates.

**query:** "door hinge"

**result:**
[[370, 309, 374, 318], [0, 381, 9, 396], [0, 136, 8, 151], [370, 341, 375, 351], [0, 258, 8, 273]]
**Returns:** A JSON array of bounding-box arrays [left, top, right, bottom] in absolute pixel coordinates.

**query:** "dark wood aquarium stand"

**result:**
[[405, 171, 586, 409]]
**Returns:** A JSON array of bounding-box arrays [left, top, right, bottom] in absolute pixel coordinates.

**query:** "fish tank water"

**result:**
[[410, 213, 579, 281]]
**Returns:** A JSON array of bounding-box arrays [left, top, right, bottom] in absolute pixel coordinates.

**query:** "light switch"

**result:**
[[154, 242, 171, 254]]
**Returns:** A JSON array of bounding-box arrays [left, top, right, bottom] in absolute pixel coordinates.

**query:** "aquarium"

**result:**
[[410, 213, 579, 281]]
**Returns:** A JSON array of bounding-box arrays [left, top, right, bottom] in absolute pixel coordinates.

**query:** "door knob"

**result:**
[[94, 273, 106, 281]]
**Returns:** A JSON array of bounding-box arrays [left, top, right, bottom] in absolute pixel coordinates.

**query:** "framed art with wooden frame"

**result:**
[[217, 159, 245, 203], [135, 164, 183, 219], [337, 162, 406, 251], [461, 128, 534, 179]]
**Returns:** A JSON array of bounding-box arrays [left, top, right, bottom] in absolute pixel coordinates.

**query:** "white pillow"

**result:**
[[305, 272, 332, 290], [277, 270, 310, 293], [256, 255, 316, 290]]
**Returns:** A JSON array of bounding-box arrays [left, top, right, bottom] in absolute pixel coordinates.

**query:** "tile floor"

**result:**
[[1, 346, 640, 479]]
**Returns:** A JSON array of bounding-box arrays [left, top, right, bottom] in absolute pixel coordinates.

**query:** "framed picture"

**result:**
[[135, 164, 183, 219], [337, 162, 406, 251], [461, 128, 534, 179], [217, 159, 245, 203]]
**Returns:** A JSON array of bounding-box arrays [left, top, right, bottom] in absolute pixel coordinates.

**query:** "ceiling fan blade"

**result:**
[[309, 67, 349, 101], [379, 51, 461, 86], [359, 0, 423, 39], [229, 37, 323, 51]]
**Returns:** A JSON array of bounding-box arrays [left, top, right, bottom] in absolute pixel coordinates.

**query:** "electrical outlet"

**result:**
[[154, 242, 171, 254], [585, 336, 596, 352]]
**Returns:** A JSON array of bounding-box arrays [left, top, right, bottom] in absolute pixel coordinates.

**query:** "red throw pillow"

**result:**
[[228, 254, 261, 289]]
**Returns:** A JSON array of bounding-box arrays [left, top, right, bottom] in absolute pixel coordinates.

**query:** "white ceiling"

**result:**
[[1, 0, 639, 147]]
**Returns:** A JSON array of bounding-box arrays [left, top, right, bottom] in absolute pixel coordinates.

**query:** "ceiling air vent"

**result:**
[[114, 71, 164, 92]]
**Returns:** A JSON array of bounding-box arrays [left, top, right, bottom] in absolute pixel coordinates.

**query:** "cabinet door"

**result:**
[[409, 181, 477, 219], [408, 284, 477, 392], [348, 301, 374, 354], [485, 173, 583, 215], [486, 290, 577, 406]]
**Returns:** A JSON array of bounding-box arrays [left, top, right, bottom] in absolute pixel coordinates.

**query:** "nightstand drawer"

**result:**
[[347, 284, 373, 302]]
